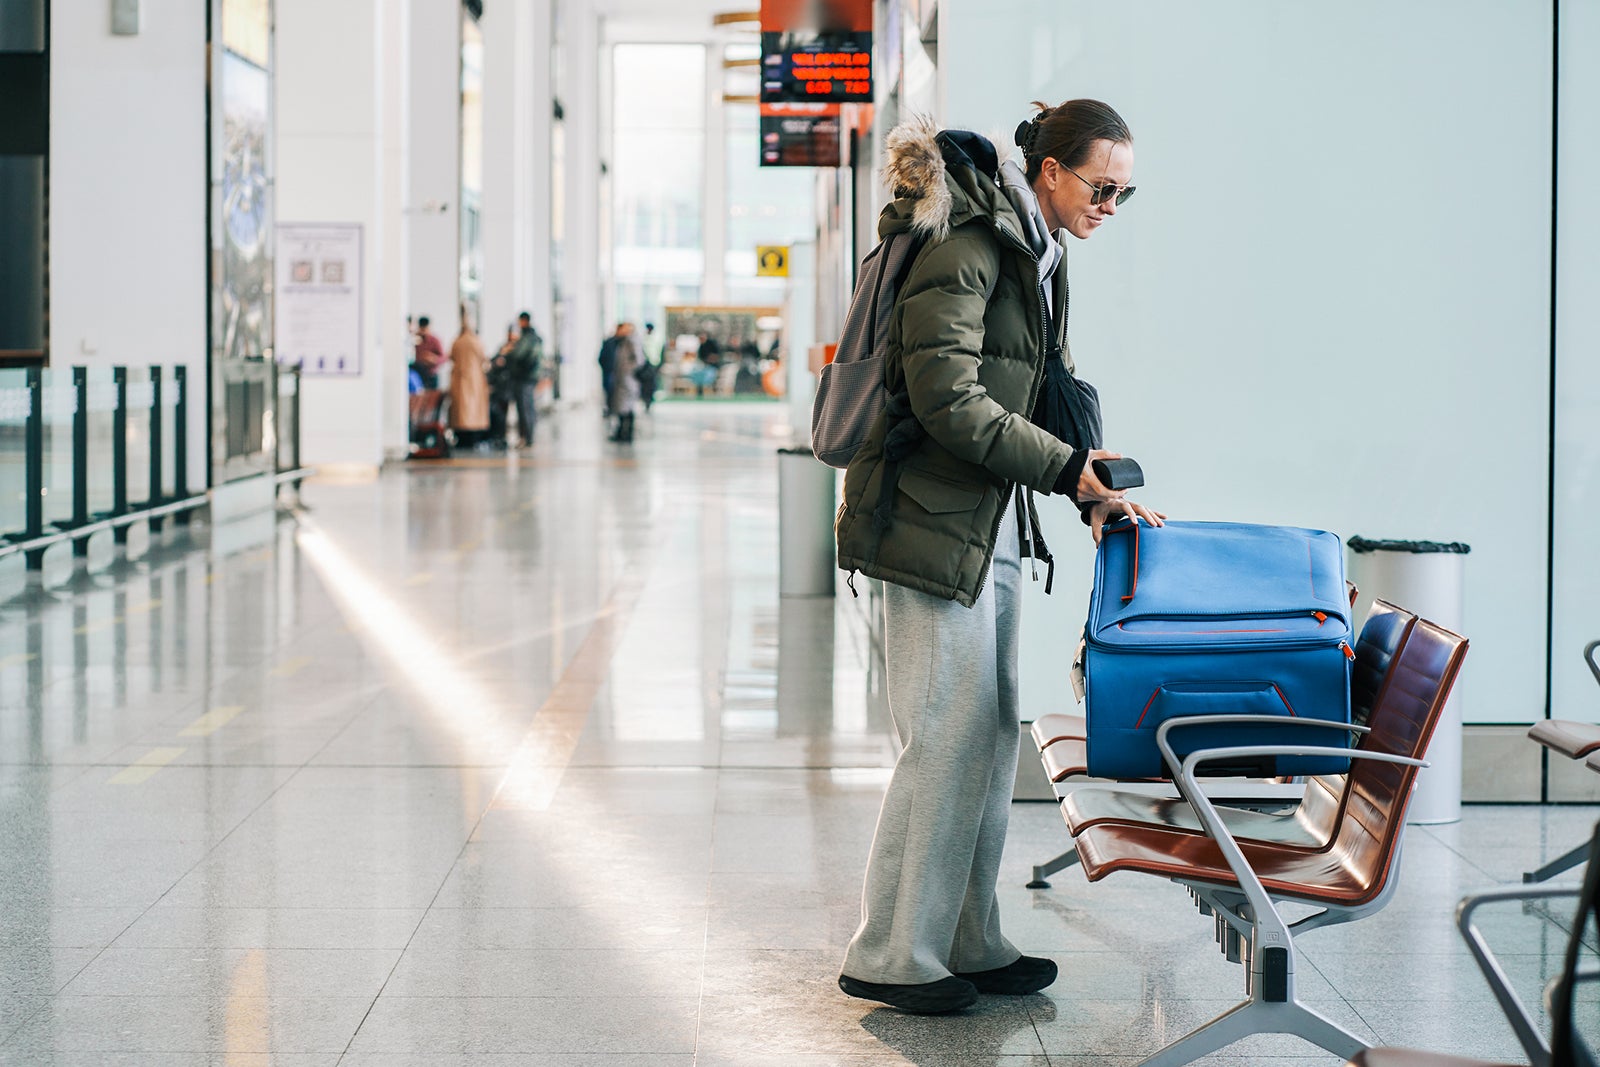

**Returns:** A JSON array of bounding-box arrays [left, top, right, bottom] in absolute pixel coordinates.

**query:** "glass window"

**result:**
[[610, 44, 705, 331], [723, 99, 817, 306]]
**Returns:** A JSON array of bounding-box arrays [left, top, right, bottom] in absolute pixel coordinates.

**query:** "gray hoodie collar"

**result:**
[[997, 158, 1064, 286]]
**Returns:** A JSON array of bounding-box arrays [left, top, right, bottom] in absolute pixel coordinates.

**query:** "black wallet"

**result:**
[[1091, 457, 1145, 491]]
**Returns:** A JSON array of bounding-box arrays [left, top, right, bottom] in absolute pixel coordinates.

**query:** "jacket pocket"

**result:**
[[898, 467, 983, 514]]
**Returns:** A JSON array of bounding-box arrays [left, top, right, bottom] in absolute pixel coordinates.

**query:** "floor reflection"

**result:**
[[0, 403, 1588, 1062]]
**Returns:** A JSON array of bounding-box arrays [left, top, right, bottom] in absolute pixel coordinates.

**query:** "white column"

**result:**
[[559, 1, 602, 402], [48, 3, 207, 487], [1551, 0, 1600, 727], [277, 0, 392, 468], [526, 0, 555, 345], [407, 0, 462, 332], [481, 0, 530, 342], [380, 0, 411, 461], [596, 42, 613, 330], [701, 44, 726, 304]]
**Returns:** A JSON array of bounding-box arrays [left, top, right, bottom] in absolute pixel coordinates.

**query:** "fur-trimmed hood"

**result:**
[[881, 116, 1016, 242]]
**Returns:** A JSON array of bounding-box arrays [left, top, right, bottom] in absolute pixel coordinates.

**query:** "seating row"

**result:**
[[1523, 639, 1600, 883], [1031, 599, 1471, 1064], [1348, 821, 1599, 1066]]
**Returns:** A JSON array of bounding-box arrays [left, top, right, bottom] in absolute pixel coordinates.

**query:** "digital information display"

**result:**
[[760, 103, 842, 167], [760, 0, 873, 104]]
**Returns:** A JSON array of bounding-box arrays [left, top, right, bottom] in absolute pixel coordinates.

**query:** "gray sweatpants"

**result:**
[[843, 503, 1023, 984]]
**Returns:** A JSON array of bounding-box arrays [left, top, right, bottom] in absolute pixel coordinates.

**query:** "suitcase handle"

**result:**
[[1105, 519, 1140, 602]]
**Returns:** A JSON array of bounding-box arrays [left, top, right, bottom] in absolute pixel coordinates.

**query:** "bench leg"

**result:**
[[1136, 997, 1368, 1067], [1523, 840, 1590, 884], [1026, 847, 1081, 889]]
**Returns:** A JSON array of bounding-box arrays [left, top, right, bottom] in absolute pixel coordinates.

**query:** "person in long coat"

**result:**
[[450, 307, 491, 448], [607, 323, 642, 444]]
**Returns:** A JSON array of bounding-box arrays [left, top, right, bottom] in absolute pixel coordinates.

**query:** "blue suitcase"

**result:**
[[1083, 519, 1355, 779]]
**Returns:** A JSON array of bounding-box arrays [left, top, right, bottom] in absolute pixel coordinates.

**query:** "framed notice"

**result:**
[[760, 0, 873, 104], [274, 222, 363, 377]]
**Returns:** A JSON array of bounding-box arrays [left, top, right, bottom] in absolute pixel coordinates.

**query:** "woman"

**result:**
[[449, 306, 490, 448], [607, 323, 643, 444], [834, 102, 1164, 1014]]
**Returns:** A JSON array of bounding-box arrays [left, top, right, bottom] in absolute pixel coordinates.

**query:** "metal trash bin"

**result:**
[[1348, 536, 1471, 824], [778, 447, 836, 597]]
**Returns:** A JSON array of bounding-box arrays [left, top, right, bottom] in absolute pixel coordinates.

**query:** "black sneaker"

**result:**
[[837, 974, 978, 1014], [955, 955, 1058, 995]]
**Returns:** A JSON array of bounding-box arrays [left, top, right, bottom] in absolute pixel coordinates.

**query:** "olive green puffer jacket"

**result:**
[[835, 120, 1076, 607]]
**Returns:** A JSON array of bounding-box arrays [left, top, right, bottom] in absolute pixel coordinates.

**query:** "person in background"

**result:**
[[642, 322, 664, 365], [694, 330, 722, 398], [637, 322, 663, 412], [731, 333, 764, 394], [598, 323, 630, 416], [504, 311, 543, 449], [607, 322, 643, 444], [412, 315, 446, 389], [449, 305, 490, 449], [488, 324, 518, 446]]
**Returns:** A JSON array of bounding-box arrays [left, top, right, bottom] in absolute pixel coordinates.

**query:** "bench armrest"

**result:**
[[1454, 883, 1583, 1066], [1155, 715, 1370, 780], [1173, 746, 1429, 963]]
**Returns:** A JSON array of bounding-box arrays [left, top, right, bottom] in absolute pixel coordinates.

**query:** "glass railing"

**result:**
[[0, 363, 304, 566]]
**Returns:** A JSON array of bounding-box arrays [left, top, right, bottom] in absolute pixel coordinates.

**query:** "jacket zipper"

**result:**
[[972, 219, 1062, 601], [969, 220, 1059, 604], [970, 480, 1011, 604]]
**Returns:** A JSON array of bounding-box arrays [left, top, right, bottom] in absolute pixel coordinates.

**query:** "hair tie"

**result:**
[[1013, 118, 1037, 154]]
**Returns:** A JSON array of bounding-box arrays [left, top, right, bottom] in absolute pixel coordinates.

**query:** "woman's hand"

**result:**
[[1076, 449, 1128, 503], [1087, 498, 1167, 545]]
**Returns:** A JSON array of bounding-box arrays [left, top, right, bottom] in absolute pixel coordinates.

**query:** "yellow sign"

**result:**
[[756, 245, 790, 277]]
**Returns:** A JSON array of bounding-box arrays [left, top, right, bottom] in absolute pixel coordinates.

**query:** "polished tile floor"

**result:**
[[0, 402, 1594, 1065]]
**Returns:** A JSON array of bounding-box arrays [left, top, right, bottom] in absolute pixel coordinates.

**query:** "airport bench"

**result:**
[[1026, 599, 1415, 888], [1522, 639, 1600, 883], [1346, 821, 1599, 1067], [1052, 612, 1467, 1065]]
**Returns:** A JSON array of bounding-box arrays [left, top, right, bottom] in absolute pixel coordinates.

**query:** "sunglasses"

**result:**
[[1060, 162, 1136, 207]]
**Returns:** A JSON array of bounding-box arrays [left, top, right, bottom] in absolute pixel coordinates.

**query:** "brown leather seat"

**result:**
[[1062, 600, 1419, 845], [1347, 1051, 1516, 1067], [1030, 713, 1086, 752], [1040, 737, 1088, 783], [1528, 719, 1600, 760], [1074, 618, 1469, 907]]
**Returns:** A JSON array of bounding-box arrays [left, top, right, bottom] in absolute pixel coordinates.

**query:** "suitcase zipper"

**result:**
[[1105, 610, 1345, 626], [1086, 633, 1348, 655]]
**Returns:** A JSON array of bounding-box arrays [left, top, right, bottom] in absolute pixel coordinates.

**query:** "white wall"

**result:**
[[939, 0, 1554, 725], [49, 3, 208, 491], [277, 0, 393, 467], [480, 0, 556, 345], [407, 0, 461, 333], [379, 0, 413, 461], [1552, 0, 1600, 725], [558, 1, 603, 401]]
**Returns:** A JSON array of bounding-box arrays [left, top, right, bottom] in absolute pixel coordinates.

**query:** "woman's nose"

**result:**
[[1101, 197, 1118, 216]]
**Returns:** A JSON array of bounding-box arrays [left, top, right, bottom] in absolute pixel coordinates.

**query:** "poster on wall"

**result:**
[[220, 50, 272, 364], [760, 103, 842, 166], [760, 0, 873, 104], [275, 223, 363, 377]]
